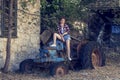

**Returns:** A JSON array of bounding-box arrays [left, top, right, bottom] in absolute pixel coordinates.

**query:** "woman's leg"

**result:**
[[66, 40, 71, 60], [52, 33, 62, 45]]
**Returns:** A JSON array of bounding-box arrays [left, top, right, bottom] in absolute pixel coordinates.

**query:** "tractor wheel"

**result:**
[[19, 59, 34, 73], [49, 62, 68, 77], [79, 41, 106, 69]]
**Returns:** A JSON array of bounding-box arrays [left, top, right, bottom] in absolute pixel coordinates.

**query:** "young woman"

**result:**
[[50, 18, 71, 60]]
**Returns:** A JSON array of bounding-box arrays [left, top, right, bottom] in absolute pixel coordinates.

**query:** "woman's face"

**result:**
[[60, 18, 65, 24]]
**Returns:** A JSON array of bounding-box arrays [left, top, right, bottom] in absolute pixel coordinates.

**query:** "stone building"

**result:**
[[0, 0, 40, 71]]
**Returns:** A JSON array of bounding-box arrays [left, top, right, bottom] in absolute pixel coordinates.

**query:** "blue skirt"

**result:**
[[63, 34, 71, 41]]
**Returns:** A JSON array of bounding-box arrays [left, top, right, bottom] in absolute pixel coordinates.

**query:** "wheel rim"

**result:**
[[56, 66, 65, 77], [25, 63, 32, 73], [92, 49, 101, 68]]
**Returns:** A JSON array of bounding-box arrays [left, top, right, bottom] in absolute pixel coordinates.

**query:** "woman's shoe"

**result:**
[[50, 44, 56, 47], [68, 57, 72, 61]]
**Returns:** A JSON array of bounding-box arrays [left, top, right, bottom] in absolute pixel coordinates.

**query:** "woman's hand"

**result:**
[[60, 34, 65, 42], [63, 32, 68, 36]]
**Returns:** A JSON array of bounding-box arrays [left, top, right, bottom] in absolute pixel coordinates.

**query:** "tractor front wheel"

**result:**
[[49, 62, 68, 77]]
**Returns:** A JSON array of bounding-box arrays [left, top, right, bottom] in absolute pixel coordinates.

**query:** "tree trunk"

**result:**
[[3, 0, 13, 73]]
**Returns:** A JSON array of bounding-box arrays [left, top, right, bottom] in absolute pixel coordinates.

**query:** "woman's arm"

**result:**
[[62, 24, 70, 36], [62, 32, 68, 36], [57, 25, 65, 41], [57, 26, 61, 34]]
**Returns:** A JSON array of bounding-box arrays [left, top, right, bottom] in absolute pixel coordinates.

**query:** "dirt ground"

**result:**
[[0, 55, 120, 80]]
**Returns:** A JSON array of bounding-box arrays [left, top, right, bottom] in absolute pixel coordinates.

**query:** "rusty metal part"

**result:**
[[77, 40, 88, 54], [55, 66, 65, 77], [71, 36, 81, 42], [92, 48, 102, 68], [40, 30, 52, 44]]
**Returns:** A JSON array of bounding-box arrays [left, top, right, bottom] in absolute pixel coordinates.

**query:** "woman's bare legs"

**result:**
[[51, 33, 62, 46], [66, 40, 71, 60], [52, 33, 71, 60]]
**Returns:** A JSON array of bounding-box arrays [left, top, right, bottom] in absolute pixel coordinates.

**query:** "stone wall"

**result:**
[[0, 0, 40, 71]]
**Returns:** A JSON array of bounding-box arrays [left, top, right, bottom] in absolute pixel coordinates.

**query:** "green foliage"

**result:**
[[41, 0, 96, 30], [20, 1, 27, 9]]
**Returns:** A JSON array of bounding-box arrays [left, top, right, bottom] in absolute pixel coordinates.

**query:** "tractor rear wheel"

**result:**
[[19, 59, 34, 73], [79, 41, 106, 69], [49, 62, 68, 77]]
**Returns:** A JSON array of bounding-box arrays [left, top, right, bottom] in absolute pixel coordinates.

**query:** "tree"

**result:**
[[2, 0, 14, 73], [41, 0, 97, 31]]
